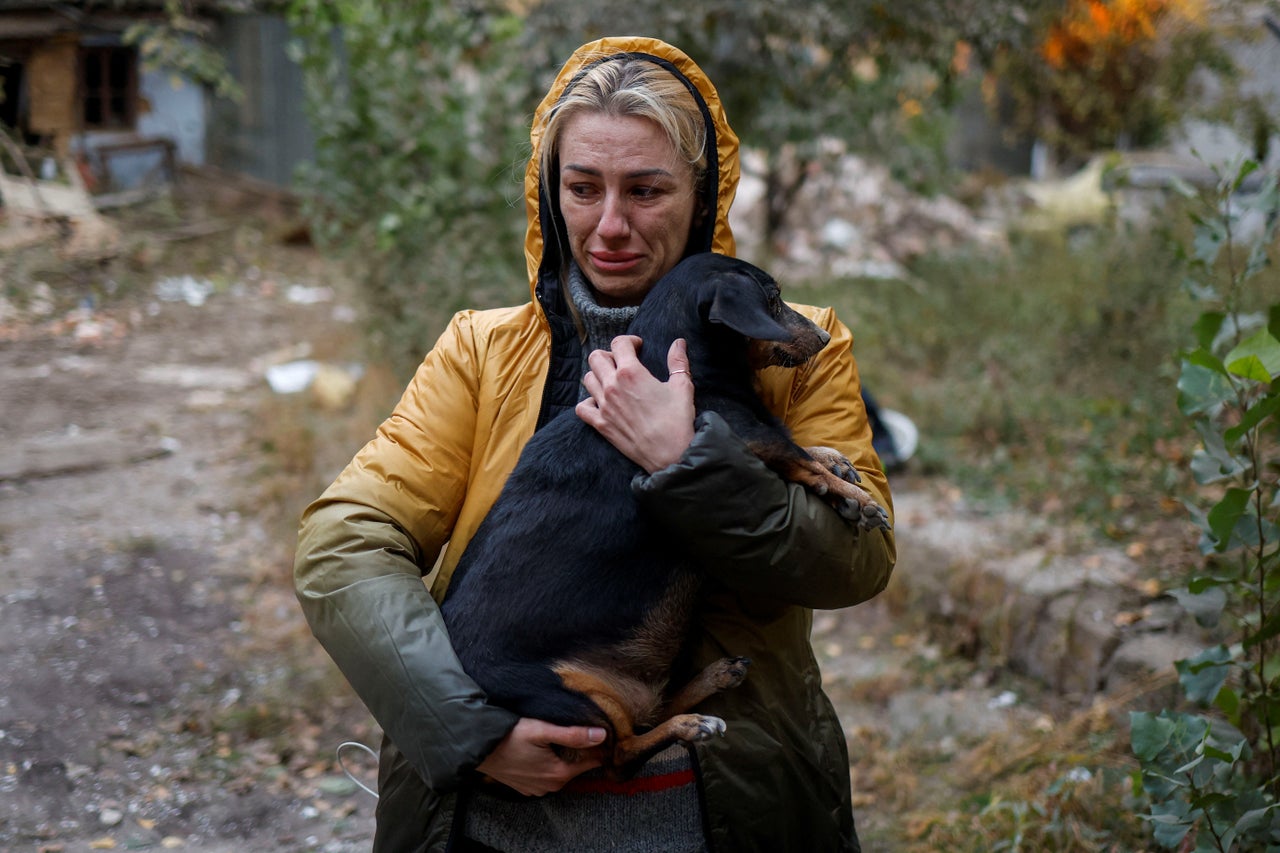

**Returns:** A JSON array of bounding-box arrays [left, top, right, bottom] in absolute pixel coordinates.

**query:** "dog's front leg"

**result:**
[[797, 446, 892, 531]]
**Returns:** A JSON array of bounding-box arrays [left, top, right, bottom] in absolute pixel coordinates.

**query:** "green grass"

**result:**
[[797, 215, 1263, 543]]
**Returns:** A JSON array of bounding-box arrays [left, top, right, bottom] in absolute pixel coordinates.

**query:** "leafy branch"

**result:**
[[1132, 157, 1280, 851]]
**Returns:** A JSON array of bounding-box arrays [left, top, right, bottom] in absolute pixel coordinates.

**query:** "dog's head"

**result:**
[[696, 255, 831, 370]]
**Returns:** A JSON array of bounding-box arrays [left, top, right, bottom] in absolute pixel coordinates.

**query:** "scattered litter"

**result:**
[[286, 284, 334, 305], [154, 276, 216, 307], [264, 360, 321, 394], [987, 690, 1018, 710], [1064, 766, 1093, 783], [265, 359, 364, 409], [311, 363, 363, 410], [879, 408, 919, 463], [138, 364, 254, 392]]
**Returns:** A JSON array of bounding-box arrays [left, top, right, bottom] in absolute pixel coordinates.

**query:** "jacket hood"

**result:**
[[523, 37, 741, 304]]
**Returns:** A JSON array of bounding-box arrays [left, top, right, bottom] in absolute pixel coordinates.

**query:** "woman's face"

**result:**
[[557, 112, 699, 307]]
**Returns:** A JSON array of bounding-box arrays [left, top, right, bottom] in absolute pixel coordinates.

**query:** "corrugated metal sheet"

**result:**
[[206, 12, 313, 188]]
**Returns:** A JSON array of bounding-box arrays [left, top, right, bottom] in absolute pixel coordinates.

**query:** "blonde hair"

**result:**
[[539, 55, 709, 197]]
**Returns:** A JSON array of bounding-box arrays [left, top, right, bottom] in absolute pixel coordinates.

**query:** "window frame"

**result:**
[[79, 43, 138, 131]]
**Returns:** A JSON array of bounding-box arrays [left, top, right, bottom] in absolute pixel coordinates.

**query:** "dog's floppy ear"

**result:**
[[705, 270, 793, 342]]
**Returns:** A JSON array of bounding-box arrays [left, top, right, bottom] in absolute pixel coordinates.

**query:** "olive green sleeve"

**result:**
[[294, 499, 517, 791], [632, 411, 895, 609]]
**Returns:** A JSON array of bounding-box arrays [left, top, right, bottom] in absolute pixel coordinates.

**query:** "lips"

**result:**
[[589, 251, 643, 273]]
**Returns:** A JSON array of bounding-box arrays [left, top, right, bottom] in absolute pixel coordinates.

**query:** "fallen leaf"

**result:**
[[905, 815, 938, 840], [89, 839, 117, 850]]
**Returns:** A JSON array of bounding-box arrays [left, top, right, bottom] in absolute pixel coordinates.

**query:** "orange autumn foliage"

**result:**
[[1040, 0, 1203, 72]]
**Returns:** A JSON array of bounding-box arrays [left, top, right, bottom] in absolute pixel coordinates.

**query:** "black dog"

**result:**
[[441, 252, 889, 775]]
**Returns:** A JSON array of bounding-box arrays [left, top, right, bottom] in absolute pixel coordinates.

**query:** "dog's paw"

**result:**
[[806, 446, 862, 485], [857, 501, 892, 532], [709, 656, 751, 690], [670, 714, 728, 743], [691, 715, 727, 741], [834, 495, 892, 531]]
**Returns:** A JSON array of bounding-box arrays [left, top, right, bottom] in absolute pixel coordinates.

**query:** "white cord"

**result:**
[[336, 741, 380, 799]]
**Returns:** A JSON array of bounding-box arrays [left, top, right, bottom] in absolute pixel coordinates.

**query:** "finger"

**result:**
[[575, 397, 602, 427], [541, 724, 607, 750], [609, 334, 643, 364], [586, 348, 616, 375], [580, 367, 602, 399], [666, 338, 691, 382]]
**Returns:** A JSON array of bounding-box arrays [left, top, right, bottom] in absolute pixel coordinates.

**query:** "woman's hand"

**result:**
[[475, 718, 606, 796], [577, 336, 695, 472]]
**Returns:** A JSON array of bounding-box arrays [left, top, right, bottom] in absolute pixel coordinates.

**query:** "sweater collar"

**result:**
[[567, 261, 638, 356]]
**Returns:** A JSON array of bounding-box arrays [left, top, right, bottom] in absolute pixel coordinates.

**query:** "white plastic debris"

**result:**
[[154, 275, 215, 306], [987, 690, 1018, 710], [286, 284, 334, 305], [264, 359, 321, 394]]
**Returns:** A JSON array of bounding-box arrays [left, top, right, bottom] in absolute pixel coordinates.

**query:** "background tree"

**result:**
[[124, 0, 249, 101], [285, 0, 532, 373], [990, 0, 1238, 168], [282, 0, 1245, 373], [520, 0, 1058, 249]]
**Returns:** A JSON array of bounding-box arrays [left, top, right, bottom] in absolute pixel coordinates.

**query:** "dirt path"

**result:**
[[0, 214, 1070, 852], [0, 233, 382, 851]]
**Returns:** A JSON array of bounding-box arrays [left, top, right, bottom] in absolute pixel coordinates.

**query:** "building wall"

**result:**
[[206, 12, 314, 187], [25, 35, 78, 154], [138, 62, 206, 165]]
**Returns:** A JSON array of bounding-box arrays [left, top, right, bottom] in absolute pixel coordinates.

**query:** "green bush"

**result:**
[[286, 0, 532, 376], [1129, 160, 1280, 851], [802, 214, 1230, 528]]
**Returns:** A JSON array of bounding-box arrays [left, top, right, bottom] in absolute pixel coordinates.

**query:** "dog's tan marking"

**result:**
[[553, 655, 750, 771]]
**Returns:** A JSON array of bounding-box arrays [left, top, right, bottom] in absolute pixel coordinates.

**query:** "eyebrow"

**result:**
[[561, 164, 676, 181]]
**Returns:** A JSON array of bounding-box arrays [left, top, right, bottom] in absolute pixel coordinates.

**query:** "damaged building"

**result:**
[[0, 0, 310, 203]]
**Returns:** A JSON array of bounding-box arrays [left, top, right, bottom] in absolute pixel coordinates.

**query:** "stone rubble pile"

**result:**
[[730, 139, 1009, 282]]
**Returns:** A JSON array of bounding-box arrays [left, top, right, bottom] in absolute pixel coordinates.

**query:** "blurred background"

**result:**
[[2, 1, 1278, 850]]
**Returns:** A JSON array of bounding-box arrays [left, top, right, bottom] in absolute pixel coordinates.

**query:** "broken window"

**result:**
[[81, 45, 136, 130]]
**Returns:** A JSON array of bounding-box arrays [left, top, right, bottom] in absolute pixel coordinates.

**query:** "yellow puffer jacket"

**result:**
[[295, 36, 894, 853]]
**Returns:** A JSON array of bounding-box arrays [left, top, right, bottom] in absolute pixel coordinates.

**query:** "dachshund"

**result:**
[[440, 252, 889, 778]]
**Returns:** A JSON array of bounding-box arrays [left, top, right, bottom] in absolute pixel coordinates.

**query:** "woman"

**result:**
[[294, 36, 895, 852]]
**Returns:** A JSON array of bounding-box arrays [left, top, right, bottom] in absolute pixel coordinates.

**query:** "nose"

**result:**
[[596, 192, 630, 240]]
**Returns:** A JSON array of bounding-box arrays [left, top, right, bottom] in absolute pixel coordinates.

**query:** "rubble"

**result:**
[[0, 143, 122, 261], [731, 140, 1009, 282]]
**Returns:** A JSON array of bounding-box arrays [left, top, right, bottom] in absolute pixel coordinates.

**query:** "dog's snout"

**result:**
[[816, 327, 831, 347]]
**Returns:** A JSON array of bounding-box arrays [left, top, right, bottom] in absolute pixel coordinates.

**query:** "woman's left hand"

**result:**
[[577, 336, 695, 473]]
